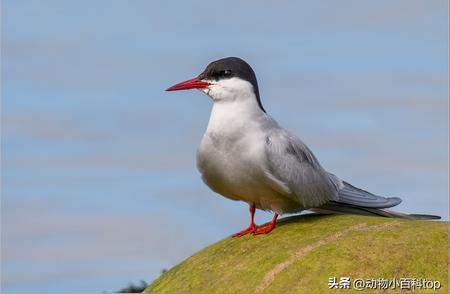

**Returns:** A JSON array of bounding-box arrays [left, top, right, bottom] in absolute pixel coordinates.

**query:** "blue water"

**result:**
[[2, 1, 448, 293]]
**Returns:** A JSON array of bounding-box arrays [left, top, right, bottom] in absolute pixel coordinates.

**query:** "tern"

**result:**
[[166, 57, 440, 236]]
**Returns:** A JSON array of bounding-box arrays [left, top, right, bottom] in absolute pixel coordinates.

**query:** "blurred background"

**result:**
[[1, 1, 448, 293]]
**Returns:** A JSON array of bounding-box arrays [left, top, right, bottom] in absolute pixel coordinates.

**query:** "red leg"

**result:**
[[232, 204, 257, 237], [253, 213, 278, 235]]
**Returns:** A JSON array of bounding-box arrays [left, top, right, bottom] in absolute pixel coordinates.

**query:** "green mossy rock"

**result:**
[[145, 214, 448, 294]]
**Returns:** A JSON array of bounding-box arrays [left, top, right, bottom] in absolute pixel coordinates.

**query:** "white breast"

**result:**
[[197, 97, 264, 189], [195, 77, 306, 213], [196, 95, 297, 213]]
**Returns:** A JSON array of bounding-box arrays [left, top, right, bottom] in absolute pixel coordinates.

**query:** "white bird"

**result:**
[[166, 57, 440, 236]]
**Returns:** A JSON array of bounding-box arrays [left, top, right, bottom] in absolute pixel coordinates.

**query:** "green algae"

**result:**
[[144, 214, 448, 294]]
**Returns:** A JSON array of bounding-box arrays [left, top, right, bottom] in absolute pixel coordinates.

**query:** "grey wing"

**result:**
[[263, 130, 339, 208], [335, 180, 402, 208]]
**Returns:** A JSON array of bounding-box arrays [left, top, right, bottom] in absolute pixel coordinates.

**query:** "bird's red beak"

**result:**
[[166, 77, 210, 91]]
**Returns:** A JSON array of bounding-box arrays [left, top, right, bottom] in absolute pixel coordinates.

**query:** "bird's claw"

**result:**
[[253, 223, 276, 235], [232, 224, 257, 237]]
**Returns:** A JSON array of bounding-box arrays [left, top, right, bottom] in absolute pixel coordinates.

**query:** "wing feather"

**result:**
[[336, 181, 402, 208], [263, 130, 339, 208]]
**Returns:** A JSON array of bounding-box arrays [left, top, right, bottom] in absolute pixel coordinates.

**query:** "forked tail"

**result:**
[[312, 201, 441, 220]]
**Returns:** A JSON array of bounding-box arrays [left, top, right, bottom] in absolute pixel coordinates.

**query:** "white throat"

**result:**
[[201, 77, 257, 103], [200, 78, 266, 136]]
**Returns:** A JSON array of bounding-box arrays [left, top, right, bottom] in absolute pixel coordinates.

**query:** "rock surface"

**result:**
[[145, 214, 448, 293]]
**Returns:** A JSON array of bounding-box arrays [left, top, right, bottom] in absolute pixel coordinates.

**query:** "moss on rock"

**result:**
[[145, 214, 448, 294]]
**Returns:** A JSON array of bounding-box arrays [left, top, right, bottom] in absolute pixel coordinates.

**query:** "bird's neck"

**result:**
[[206, 98, 266, 135]]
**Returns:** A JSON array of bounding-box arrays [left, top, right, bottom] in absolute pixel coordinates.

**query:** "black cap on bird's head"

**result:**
[[198, 57, 260, 99], [166, 57, 265, 112]]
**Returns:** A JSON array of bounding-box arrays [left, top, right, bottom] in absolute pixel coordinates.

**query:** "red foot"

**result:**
[[253, 213, 278, 235], [232, 223, 257, 237], [232, 204, 257, 237], [253, 223, 276, 235]]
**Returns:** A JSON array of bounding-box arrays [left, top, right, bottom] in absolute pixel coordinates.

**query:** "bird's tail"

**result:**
[[311, 201, 441, 220]]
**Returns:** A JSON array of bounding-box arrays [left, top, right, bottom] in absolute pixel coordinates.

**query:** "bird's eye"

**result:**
[[219, 70, 232, 77]]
